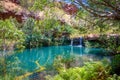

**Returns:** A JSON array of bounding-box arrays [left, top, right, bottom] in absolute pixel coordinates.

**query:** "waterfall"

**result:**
[[70, 39, 73, 46], [78, 37, 83, 47], [70, 37, 84, 47]]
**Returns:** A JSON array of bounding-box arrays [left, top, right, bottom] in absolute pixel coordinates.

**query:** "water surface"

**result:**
[[6, 46, 107, 73]]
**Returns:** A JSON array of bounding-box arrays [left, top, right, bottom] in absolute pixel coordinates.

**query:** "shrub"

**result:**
[[0, 19, 25, 51], [107, 74, 120, 80], [53, 55, 76, 71], [22, 18, 73, 48], [99, 35, 120, 55], [46, 62, 110, 80], [111, 54, 120, 75]]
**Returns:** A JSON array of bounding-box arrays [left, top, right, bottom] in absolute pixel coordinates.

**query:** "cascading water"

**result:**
[[70, 39, 73, 46], [78, 37, 83, 47], [78, 37, 84, 56], [70, 37, 84, 56], [70, 37, 84, 47]]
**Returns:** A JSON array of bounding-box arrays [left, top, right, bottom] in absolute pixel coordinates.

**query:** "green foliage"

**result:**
[[46, 62, 111, 80], [99, 35, 120, 54], [53, 55, 76, 71], [0, 57, 14, 79], [85, 40, 101, 48], [0, 19, 25, 51], [84, 35, 120, 55], [74, 0, 120, 20], [22, 18, 73, 48], [111, 54, 120, 75], [22, 18, 36, 48], [76, 10, 89, 20], [107, 74, 120, 80], [0, 73, 15, 80], [20, 0, 54, 11], [30, 0, 53, 10], [87, 0, 116, 11], [0, 56, 28, 80]]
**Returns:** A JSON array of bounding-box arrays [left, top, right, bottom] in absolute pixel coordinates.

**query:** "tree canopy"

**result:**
[[74, 0, 120, 20]]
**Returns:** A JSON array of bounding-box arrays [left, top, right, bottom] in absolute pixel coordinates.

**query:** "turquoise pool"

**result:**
[[6, 46, 107, 73]]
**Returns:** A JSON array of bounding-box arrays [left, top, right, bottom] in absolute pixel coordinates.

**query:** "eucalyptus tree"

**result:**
[[74, 0, 120, 20]]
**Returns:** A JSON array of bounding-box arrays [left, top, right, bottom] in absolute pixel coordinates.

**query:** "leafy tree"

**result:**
[[22, 18, 36, 48], [0, 19, 25, 52], [98, 35, 120, 55], [74, 0, 120, 20]]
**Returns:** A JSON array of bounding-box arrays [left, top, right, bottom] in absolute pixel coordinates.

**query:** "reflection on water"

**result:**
[[6, 46, 107, 72]]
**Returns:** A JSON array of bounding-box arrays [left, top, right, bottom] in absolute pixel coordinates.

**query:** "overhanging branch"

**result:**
[[75, 0, 120, 20]]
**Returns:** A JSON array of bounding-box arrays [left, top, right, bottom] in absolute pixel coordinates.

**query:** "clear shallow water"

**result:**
[[6, 46, 107, 73]]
